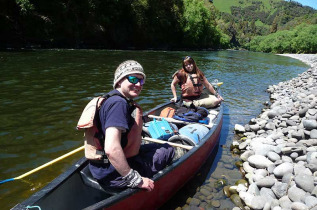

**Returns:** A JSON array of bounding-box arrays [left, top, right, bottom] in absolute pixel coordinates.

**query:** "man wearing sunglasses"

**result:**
[[88, 60, 174, 191]]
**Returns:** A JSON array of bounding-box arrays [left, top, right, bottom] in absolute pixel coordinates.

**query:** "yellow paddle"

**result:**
[[0, 146, 84, 185]]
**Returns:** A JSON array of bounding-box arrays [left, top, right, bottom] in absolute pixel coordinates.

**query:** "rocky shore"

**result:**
[[233, 54, 317, 210]]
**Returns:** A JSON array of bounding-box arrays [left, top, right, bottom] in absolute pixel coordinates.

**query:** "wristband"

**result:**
[[123, 169, 143, 188]]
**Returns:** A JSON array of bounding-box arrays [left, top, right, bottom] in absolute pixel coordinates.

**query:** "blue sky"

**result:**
[[285, 0, 317, 9]]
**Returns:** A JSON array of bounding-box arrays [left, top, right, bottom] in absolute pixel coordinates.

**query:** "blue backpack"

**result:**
[[173, 106, 208, 122]]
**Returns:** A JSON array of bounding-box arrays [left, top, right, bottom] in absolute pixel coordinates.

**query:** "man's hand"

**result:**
[[138, 177, 154, 191]]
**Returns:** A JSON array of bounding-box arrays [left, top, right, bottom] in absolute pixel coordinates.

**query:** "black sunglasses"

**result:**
[[126, 76, 145, 86]]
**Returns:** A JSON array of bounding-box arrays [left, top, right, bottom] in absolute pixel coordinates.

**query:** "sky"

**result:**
[[285, 0, 317, 9]]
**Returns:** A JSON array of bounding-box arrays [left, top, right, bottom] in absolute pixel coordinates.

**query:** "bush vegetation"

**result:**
[[246, 23, 317, 53], [214, 0, 316, 53], [0, 0, 229, 49], [0, 0, 315, 53]]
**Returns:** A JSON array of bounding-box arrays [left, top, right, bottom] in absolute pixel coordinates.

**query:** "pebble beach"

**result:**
[[233, 54, 317, 210]]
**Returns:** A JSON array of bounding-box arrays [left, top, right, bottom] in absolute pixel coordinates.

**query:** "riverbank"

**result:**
[[233, 54, 317, 210]]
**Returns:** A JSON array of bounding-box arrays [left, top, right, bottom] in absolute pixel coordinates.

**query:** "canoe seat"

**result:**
[[80, 165, 122, 195]]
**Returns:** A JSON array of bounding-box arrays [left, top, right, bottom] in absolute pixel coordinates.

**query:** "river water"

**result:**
[[0, 50, 308, 209]]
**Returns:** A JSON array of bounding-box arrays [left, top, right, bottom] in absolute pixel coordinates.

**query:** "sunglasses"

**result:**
[[126, 76, 145, 86]]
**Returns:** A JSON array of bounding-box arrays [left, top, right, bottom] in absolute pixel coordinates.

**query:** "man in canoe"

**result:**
[[83, 60, 174, 191]]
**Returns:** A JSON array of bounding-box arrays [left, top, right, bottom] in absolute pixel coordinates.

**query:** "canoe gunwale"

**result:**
[[14, 98, 223, 210], [85, 101, 223, 209]]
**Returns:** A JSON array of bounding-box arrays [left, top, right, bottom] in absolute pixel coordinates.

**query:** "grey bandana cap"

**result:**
[[113, 60, 146, 89]]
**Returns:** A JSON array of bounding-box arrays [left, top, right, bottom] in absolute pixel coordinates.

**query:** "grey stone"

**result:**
[[299, 107, 309, 117], [286, 120, 297, 126], [307, 159, 317, 172], [295, 155, 307, 162], [265, 122, 276, 130], [294, 164, 307, 176], [239, 141, 248, 150], [282, 173, 294, 184], [290, 152, 299, 159], [248, 183, 260, 196], [240, 150, 255, 162], [288, 185, 306, 202], [278, 196, 292, 210], [250, 124, 260, 132], [268, 151, 281, 162], [291, 202, 309, 210], [303, 120, 317, 130], [294, 173, 315, 193], [308, 108, 317, 116], [307, 151, 317, 163], [305, 196, 317, 208], [263, 202, 271, 210], [281, 155, 293, 163], [243, 161, 255, 174], [273, 162, 293, 177], [255, 176, 276, 188], [250, 195, 266, 210], [291, 129, 305, 140], [235, 124, 245, 133], [268, 110, 279, 119], [312, 186, 317, 197], [271, 199, 280, 209], [248, 155, 274, 169], [271, 182, 288, 199], [254, 169, 268, 177], [260, 187, 276, 201], [311, 129, 317, 139], [279, 121, 287, 128]]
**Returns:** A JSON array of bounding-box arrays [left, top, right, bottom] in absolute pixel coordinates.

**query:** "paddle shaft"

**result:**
[[148, 115, 213, 128], [143, 137, 193, 150], [0, 146, 84, 184]]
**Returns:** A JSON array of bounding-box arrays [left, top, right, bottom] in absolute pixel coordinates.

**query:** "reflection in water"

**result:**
[[0, 50, 308, 209]]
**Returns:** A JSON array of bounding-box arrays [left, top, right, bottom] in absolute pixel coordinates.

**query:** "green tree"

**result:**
[[270, 16, 278, 33], [181, 0, 221, 48]]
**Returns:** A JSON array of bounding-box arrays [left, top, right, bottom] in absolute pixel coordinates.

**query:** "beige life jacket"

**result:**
[[77, 96, 107, 160]]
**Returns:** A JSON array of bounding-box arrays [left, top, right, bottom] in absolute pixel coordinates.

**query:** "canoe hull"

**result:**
[[13, 100, 223, 210], [97, 116, 222, 209]]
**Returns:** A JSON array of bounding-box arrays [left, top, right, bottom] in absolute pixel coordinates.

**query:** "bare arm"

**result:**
[[202, 77, 224, 100], [104, 127, 154, 191], [202, 77, 217, 95], [170, 76, 179, 102], [104, 127, 131, 176]]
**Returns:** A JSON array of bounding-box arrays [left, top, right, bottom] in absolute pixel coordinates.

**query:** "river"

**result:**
[[0, 50, 308, 209]]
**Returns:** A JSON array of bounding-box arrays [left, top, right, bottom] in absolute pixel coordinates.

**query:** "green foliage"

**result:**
[[1, 0, 315, 52], [213, 0, 316, 52], [182, 0, 221, 47], [247, 23, 317, 53], [1, 0, 227, 49], [213, 0, 281, 14], [16, 0, 34, 14]]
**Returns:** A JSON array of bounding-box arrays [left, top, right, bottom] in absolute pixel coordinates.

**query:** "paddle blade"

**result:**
[[217, 82, 223, 86], [0, 178, 15, 185]]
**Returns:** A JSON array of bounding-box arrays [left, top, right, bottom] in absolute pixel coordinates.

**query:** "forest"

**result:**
[[214, 0, 317, 53], [0, 0, 229, 50], [0, 0, 316, 53]]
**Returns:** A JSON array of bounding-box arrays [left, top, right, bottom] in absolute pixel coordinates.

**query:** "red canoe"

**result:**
[[13, 99, 223, 210]]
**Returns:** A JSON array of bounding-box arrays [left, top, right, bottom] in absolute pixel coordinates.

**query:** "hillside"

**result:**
[[212, 0, 317, 51], [213, 0, 282, 14]]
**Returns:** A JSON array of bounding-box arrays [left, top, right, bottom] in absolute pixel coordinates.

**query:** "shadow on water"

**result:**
[[160, 142, 221, 209], [160, 103, 232, 209]]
